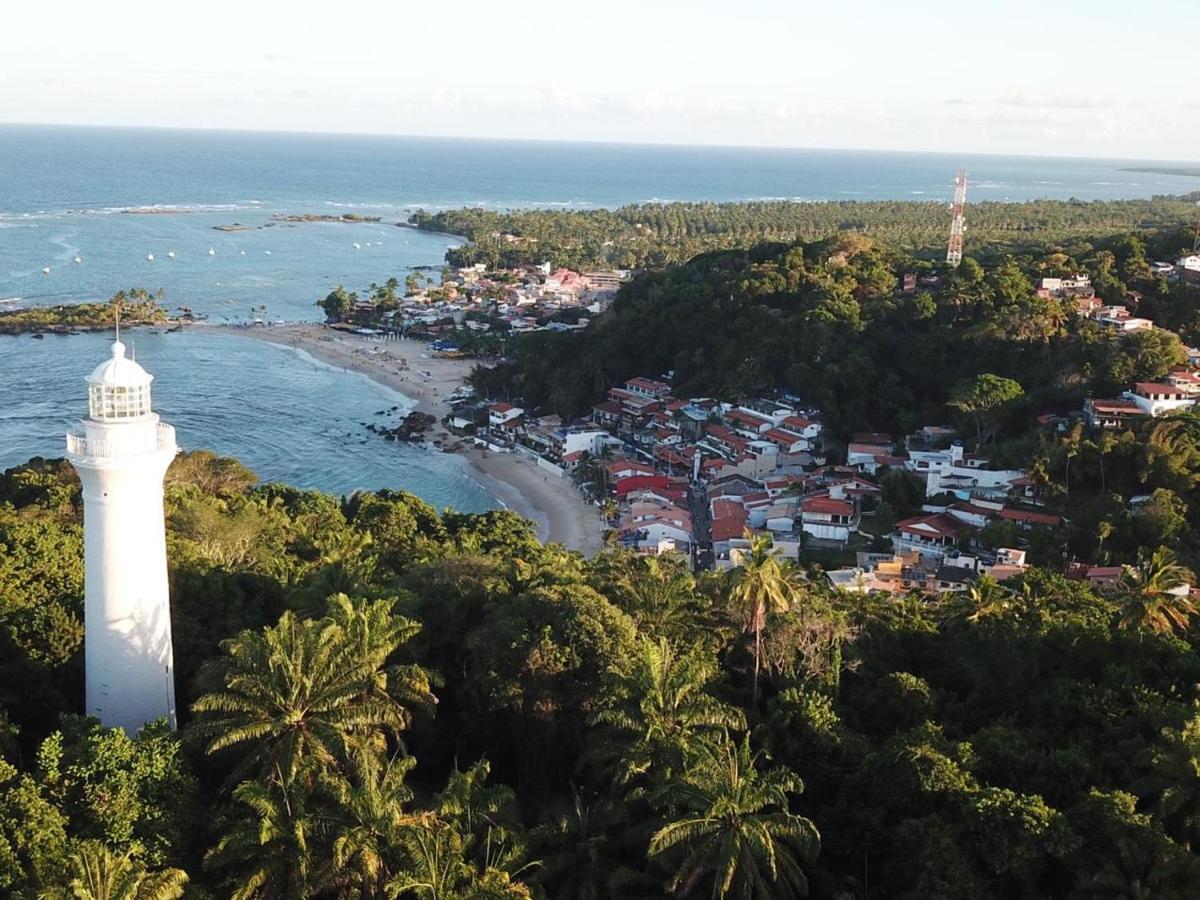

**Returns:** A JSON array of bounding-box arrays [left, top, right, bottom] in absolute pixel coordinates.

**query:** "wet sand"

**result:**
[[191, 322, 605, 555]]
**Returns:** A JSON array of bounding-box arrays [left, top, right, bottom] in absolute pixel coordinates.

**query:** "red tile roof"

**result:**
[[801, 496, 854, 517], [763, 428, 806, 446], [895, 514, 966, 540], [710, 497, 746, 515], [726, 409, 772, 430], [1134, 382, 1187, 397], [852, 432, 893, 445], [1087, 398, 1142, 414], [847, 442, 892, 457], [711, 508, 749, 542], [997, 508, 1062, 527]]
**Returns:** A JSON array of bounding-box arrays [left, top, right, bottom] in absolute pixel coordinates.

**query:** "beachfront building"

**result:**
[[488, 402, 525, 435], [65, 338, 180, 733]]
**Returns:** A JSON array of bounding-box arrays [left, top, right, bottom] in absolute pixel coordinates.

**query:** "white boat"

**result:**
[[353, 242, 361, 250], [167, 250, 176, 259], [264, 250, 271, 255], [208, 247, 216, 256], [239, 250, 246, 255], [147, 253, 155, 262], [74, 255, 82, 264], [41, 266, 50, 275]]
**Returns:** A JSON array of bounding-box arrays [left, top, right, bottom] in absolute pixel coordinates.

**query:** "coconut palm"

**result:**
[[46, 842, 187, 900], [1061, 422, 1084, 501], [204, 777, 319, 900], [648, 733, 819, 899], [386, 815, 531, 900], [1096, 520, 1115, 565], [324, 752, 419, 897], [613, 555, 702, 640], [590, 636, 745, 786], [1116, 547, 1197, 636], [533, 791, 659, 900], [192, 594, 434, 787], [1144, 708, 1200, 851], [724, 533, 803, 701]]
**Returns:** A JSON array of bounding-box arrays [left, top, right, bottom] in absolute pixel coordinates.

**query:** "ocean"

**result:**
[[2, 124, 1198, 502]]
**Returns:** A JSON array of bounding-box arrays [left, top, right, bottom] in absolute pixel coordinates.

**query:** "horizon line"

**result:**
[[2, 119, 1198, 167]]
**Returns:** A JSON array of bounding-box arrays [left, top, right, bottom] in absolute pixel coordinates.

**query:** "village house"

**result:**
[[487, 402, 524, 436], [799, 495, 856, 546], [892, 513, 967, 560], [1084, 397, 1145, 430], [1123, 382, 1197, 417]]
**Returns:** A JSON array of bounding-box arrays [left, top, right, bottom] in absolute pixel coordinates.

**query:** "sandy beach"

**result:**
[[190, 322, 605, 555]]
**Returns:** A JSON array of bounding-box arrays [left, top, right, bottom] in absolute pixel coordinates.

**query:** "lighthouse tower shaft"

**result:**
[[66, 341, 179, 733]]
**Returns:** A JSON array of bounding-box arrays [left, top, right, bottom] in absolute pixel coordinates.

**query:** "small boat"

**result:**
[[31, 333, 44, 339], [73, 256, 82, 264], [146, 253, 155, 262], [41, 266, 50, 275], [167, 250, 176, 259], [353, 242, 361, 250], [239, 250, 246, 255], [208, 247, 216, 256], [264, 250, 272, 255]]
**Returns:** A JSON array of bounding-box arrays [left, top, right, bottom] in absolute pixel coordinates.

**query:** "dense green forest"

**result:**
[[473, 231, 1200, 434], [4, 451, 1200, 898], [410, 194, 1200, 269]]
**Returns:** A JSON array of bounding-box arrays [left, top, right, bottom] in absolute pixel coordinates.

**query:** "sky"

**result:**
[[2, 0, 1196, 160]]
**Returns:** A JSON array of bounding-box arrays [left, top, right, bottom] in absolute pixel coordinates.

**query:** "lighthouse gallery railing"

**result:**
[[66, 423, 176, 459]]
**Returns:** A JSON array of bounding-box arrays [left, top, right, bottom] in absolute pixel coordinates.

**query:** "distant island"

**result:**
[[0, 290, 172, 334], [1121, 166, 1200, 177], [212, 212, 382, 231]]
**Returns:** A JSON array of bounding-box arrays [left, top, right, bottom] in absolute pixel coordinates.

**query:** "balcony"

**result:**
[[66, 423, 176, 460]]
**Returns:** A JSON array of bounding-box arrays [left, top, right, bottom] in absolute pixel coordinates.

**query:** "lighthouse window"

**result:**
[[89, 383, 151, 420]]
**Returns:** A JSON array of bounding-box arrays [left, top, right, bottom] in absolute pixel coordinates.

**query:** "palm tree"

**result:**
[[533, 792, 658, 900], [204, 777, 320, 900], [193, 594, 434, 787], [1095, 430, 1117, 494], [1061, 422, 1084, 502], [1144, 708, 1200, 851], [324, 752, 419, 897], [956, 575, 1017, 624], [1096, 520, 1115, 565], [47, 842, 187, 900], [590, 637, 745, 786], [648, 734, 819, 899], [1117, 547, 1197, 637], [724, 533, 803, 702], [613, 556, 701, 640], [386, 815, 531, 899]]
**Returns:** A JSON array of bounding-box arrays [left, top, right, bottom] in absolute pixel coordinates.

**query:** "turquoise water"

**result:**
[[0, 330, 494, 508], [1, 124, 1197, 501]]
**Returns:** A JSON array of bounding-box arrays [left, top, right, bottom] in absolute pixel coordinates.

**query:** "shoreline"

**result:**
[[188, 322, 605, 556]]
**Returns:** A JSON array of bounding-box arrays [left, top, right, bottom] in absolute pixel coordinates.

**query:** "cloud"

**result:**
[[995, 89, 1120, 110]]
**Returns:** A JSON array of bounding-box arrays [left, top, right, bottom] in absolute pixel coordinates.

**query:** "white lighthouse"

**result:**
[[65, 338, 179, 733]]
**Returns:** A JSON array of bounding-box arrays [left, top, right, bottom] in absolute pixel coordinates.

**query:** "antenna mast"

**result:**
[[946, 169, 967, 267]]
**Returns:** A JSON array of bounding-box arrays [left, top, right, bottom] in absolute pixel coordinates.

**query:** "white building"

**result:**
[[65, 340, 179, 733], [1123, 382, 1198, 417], [1176, 255, 1200, 272]]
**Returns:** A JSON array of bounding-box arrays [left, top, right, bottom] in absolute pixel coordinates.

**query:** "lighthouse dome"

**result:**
[[86, 342, 154, 421]]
